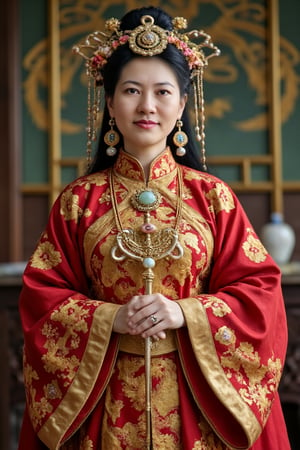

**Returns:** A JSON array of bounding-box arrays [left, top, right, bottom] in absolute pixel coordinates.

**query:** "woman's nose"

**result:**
[[137, 93, 156, 114]]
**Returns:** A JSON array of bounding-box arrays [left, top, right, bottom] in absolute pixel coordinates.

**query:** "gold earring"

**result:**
[[173, 119, 188, 156], [104, 118, 120, 156]]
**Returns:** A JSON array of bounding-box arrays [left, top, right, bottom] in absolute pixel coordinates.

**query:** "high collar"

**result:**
[[113, 147, 177, 182]]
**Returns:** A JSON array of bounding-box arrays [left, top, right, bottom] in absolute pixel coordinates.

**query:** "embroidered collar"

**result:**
[[114, 147, 177, 182]]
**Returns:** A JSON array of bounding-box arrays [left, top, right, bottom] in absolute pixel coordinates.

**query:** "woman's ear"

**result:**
[[106, 96, 114, 117], [179, 94, 188, 116]]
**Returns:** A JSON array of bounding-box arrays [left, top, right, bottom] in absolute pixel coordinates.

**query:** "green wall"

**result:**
[[21, 0, 300, 185]]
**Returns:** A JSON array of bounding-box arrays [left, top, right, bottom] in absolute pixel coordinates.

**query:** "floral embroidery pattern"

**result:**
[[202, 296, 232, 317], [30, 240, 62, 270], [23, 358, 53, 429], [192, 420, 229, 449], [41, 299, 91, 387], [206, 183, 235, 214], [152, 151, 176, 177], [115, 157, 144, 181], [84, 173, 107, 187], [80, 436, 94, 449], [242, 228, 267, 263], [183, 170, 212, 182], [215, 326, 282, 423], [98, 186, 112, 204], [60, 188, 83, 221], [102, 356, 180, 448]]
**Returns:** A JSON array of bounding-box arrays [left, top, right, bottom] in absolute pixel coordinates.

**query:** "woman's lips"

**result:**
[[134, 120, 158, 129]]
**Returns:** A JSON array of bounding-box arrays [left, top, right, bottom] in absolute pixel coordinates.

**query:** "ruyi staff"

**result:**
[[110, 168, 184, 449]]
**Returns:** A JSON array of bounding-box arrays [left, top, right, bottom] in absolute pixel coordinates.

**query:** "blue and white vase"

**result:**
[[260, 212, 296, 265]]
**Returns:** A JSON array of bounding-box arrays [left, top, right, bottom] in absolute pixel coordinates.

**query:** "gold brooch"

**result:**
[[127, 15, 168, 56]]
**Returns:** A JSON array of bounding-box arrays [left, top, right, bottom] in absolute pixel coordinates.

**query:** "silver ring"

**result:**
[[150, 314, 158, 324]]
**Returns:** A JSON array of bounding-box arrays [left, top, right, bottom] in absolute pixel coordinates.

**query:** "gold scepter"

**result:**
[[110, 172, 183, 449]]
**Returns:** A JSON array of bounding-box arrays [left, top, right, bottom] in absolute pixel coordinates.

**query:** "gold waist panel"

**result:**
[[119, 330, 177, 356]]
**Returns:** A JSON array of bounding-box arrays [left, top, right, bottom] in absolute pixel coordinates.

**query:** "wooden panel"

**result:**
[[237, 193, 271, 233], [0, 0, 22, 262], [22, 195, 49, 259]]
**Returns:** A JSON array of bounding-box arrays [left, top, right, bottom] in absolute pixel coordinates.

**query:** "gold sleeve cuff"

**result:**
[[177, 297, 261, 447], [38, 302, 121, 449]]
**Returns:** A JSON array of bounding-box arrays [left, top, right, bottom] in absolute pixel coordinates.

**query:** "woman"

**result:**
[[18, 6, 290, 449]]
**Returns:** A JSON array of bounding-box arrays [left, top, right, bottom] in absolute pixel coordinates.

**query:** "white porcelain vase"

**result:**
[[260, 212, 296, 265]]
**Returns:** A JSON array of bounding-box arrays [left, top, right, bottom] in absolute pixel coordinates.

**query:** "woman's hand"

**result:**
[[113, 293, 185, 340]]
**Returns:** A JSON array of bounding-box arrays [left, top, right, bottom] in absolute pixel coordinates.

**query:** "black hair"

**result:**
[[87, 6, 205, 174]]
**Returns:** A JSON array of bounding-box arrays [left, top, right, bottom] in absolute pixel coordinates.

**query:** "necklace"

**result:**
[[110, 166, 184, 268], [109, 163, 184, 450]]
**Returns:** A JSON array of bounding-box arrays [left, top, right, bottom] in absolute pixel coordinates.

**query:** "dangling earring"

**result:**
[[173, 119, 188, 156], [104, 118, 120, 156]]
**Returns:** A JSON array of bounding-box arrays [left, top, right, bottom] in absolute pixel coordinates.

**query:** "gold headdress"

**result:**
[[73, 14, 220, 169]]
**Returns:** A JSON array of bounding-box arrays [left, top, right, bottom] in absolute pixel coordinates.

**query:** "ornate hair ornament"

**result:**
[[73, 14, 220, 170], [73, 15, 220, 82]]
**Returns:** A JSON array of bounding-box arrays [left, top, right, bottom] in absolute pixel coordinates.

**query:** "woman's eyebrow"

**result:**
[[121, 80, 176, 88]]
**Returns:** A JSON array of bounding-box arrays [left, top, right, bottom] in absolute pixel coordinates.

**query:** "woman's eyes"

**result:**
[[124, 87, 171, 96], [158, 89, 170, 96], [126, 87, 139, 94]]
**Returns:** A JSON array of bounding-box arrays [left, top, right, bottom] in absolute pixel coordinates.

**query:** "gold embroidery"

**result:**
[[105, 385, 124, 424], [102, 355, 180, 448], [80, 435, 94, 449], [90, 196, 212, 302], [98, 186, 111, 204], [242, 228, 267, 263], [60, 425, 94, 449], [215, 326, 236, 345], [216, 327, 283, 423], [115, 157, 143, 181], [44, 379, 62, 400], [184, 170, 213, 183], [91, 253, 102, 271], [94, 210, 197, 303], [23, 358, 53, 428], [84, 157, 214, 302], [60, 188, 83, 221], [184, 231, 202, 254], [102, 413, 146, 448], [153, 153, 175, 177], [99, 234, 143, 302], [84, 173, 107, 187], [41, 299, 90, 387], [193, 419, 229, 449], [206, 182, 235, 214], [202, 296, 232, 317], [30, 241, 62, 270], [83, 208, 92, 217]]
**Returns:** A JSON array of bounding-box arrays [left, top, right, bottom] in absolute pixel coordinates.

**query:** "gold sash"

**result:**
[[119, 330, 177, 356]]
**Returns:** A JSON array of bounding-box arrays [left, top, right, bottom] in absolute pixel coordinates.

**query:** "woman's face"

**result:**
[[107, 57, 186, 162]]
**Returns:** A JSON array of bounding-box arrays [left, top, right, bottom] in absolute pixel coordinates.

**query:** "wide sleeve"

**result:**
[[19, 181, 120, 449], [177, 177, 288, 449]]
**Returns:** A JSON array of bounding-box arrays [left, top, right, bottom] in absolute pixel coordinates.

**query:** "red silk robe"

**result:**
[[18, 148, 290, 449]]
